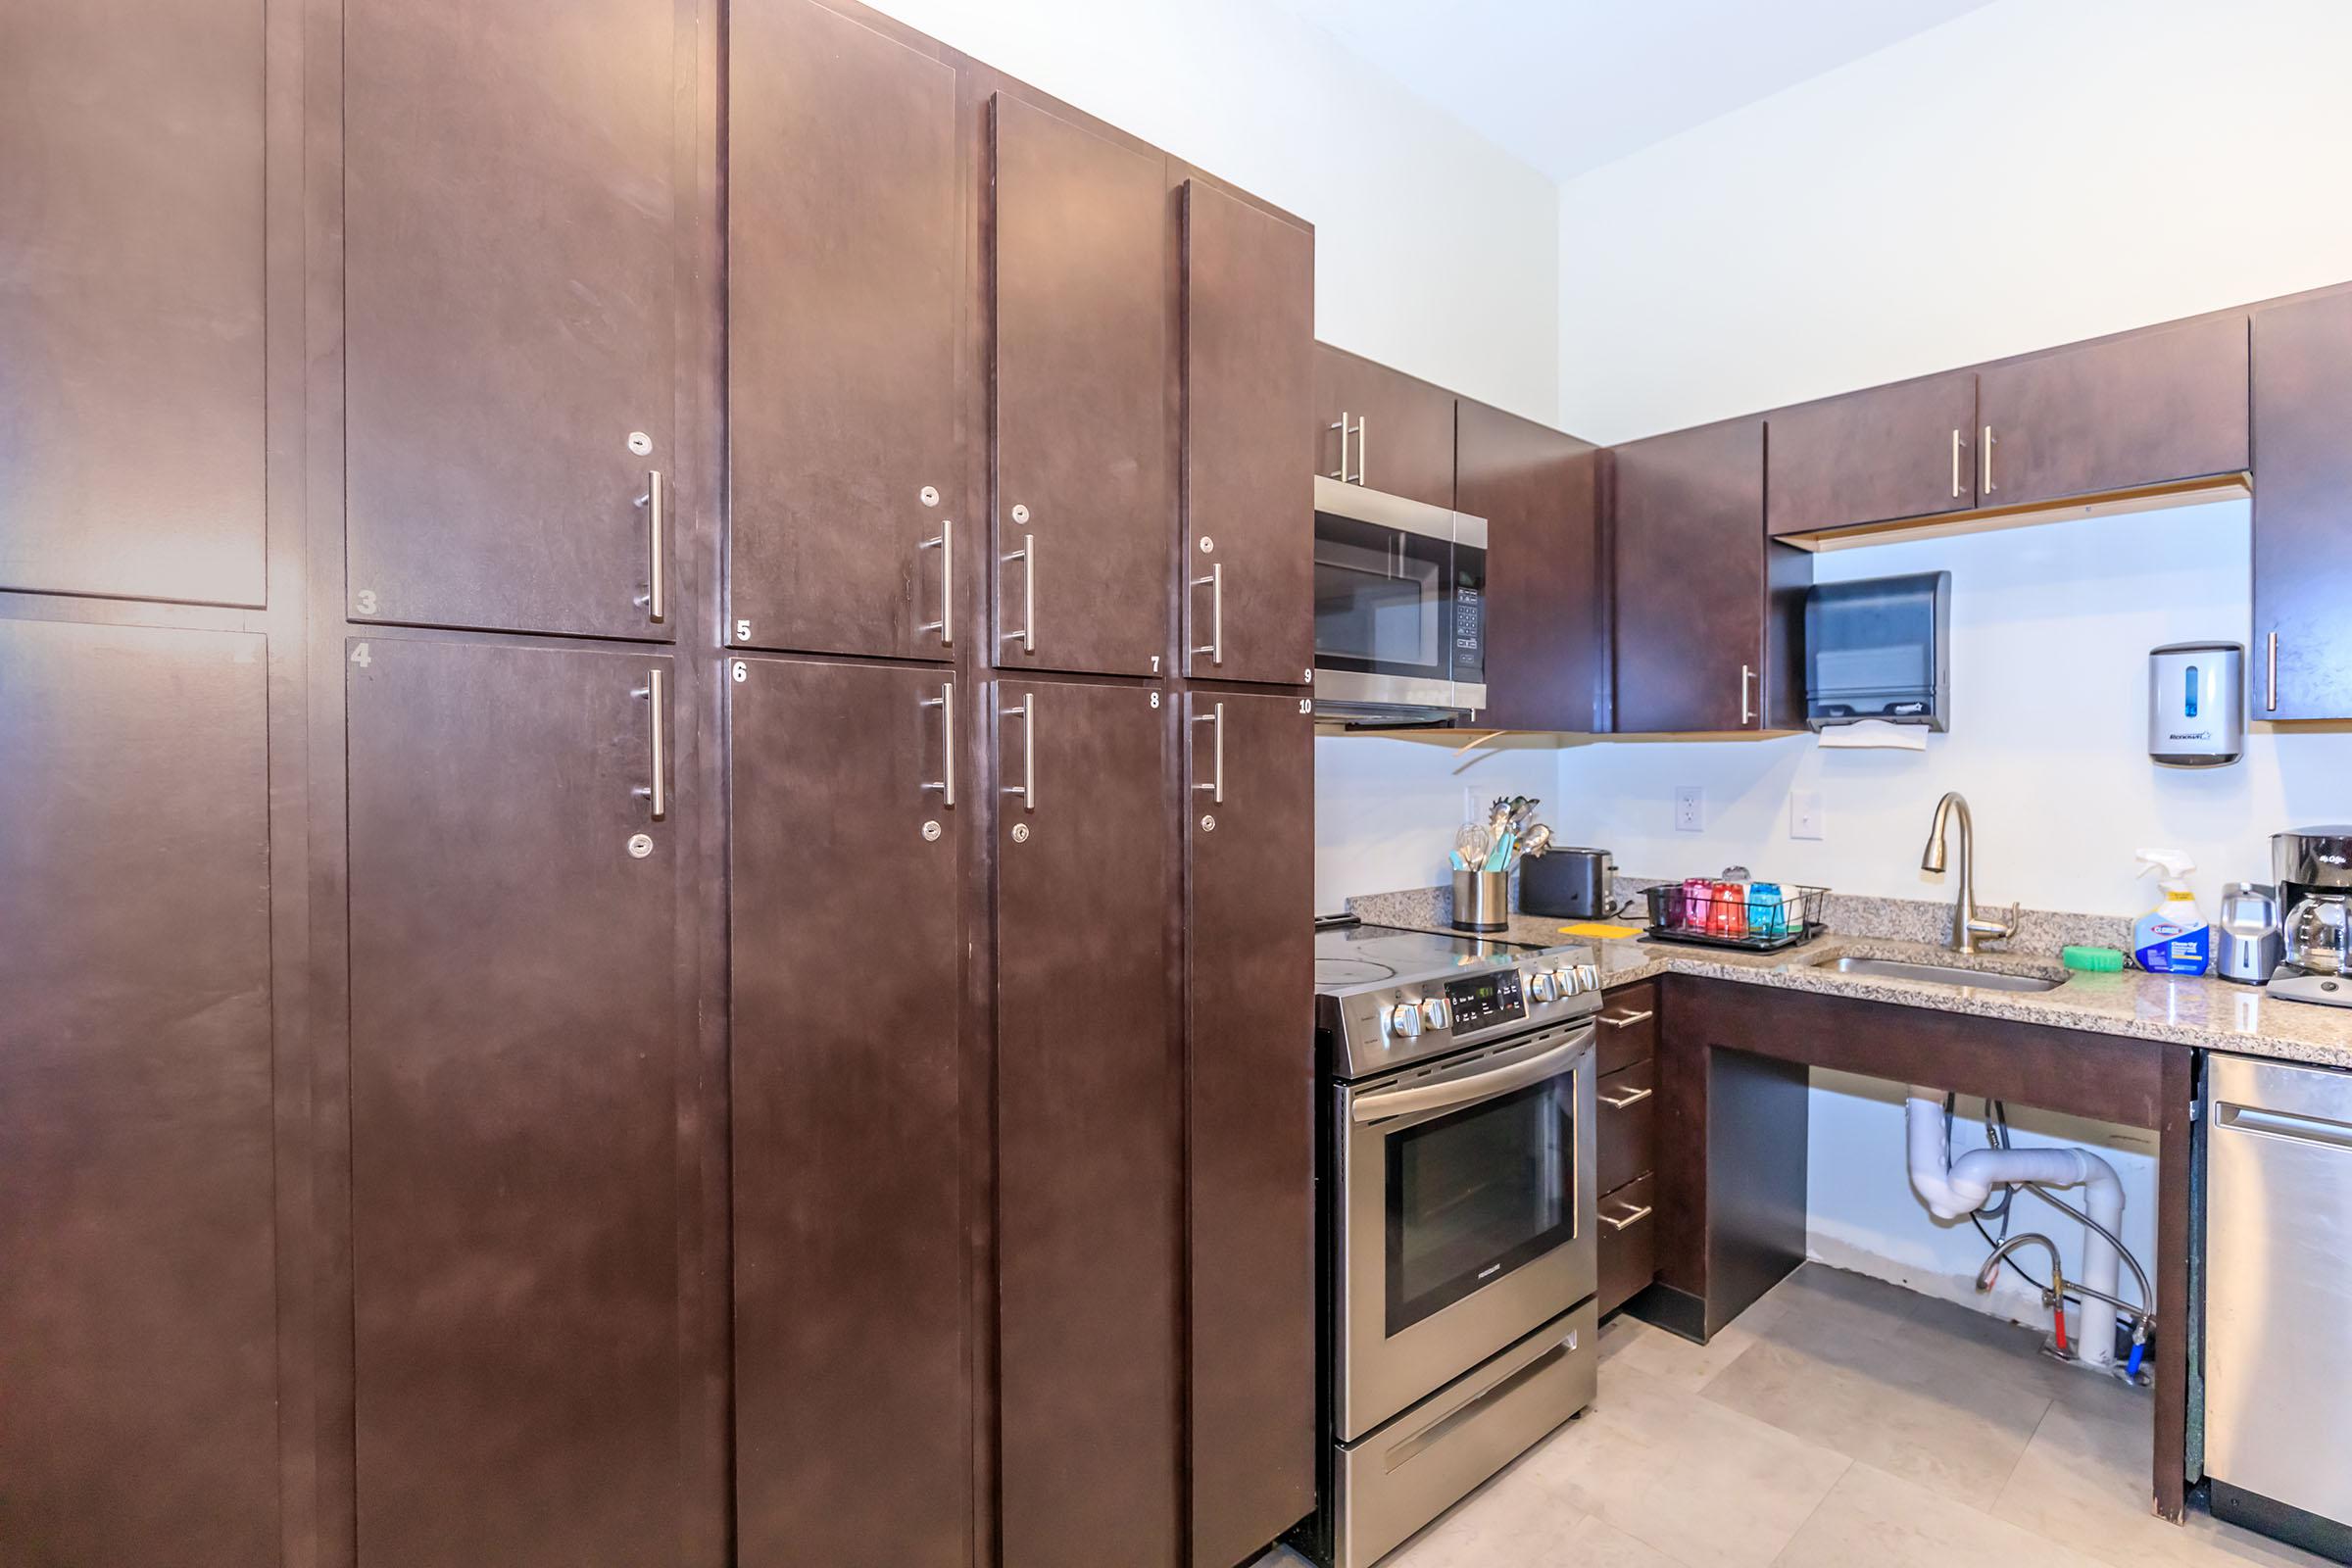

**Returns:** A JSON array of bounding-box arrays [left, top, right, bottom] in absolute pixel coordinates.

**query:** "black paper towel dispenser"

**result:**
[[1804, 570, 1950, 732]]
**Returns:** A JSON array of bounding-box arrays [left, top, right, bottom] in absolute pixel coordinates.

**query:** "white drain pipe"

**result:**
[[1904, 1090, 2124, 1367]]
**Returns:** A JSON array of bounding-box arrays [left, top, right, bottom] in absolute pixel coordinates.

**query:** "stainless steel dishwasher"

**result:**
[[2204, 1053, 2352, 1561]]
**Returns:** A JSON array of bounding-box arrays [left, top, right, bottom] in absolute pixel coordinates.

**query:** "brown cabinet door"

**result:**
[[1182, 181, 1314, 687], [1976, 315, 2249, 511], [348, 637, 681, 1568], [1458, 401, 1605, 731], [1766, 371, 1980, 537], [2254, 292, 2352, 721], [1313, 344, 1457, 511], [0, 620, 276, 1564], [728, 0, 962, 661], [1183, 691, 1314, 1568], [346, 0, 680, 640], [0, 0, 266, 606], [996, 676, 1177, 1568], [1613, 418, 1784, 733], [992, 96, 1170, 678], [730, 656, 966, 1568]]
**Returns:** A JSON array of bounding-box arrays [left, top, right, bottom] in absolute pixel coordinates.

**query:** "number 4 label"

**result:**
[[349, 642, 371, 668]]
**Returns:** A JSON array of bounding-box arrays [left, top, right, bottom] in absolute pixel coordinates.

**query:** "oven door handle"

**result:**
[[1349, 1026, 1594, 1125]]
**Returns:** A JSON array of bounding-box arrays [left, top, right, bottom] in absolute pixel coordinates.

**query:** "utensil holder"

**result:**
[[1452, 869, 1510, 933]]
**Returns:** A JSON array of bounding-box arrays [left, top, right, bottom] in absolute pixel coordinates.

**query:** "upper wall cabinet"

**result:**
[[992, 95, 1171, 679], [1459, 401, 1605, 732], [1, 0, 267, 608], [2253, 291, 2352, 722], [1766, 370, 1980, 538], [1182, 179, 1314, 687], [1613, 418, 1807, 734], [1974, 315, 2249, 512], [1314, 344, 1457, 512], [729, 0, 962, 661], [345, 0, 683, 640]]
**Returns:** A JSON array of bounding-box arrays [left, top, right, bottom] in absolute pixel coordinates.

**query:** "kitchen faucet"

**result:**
[[1920, 791, 2018, 955]]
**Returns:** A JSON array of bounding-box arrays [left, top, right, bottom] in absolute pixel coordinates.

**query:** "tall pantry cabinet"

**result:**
[[0, 3, 1316, 1568]]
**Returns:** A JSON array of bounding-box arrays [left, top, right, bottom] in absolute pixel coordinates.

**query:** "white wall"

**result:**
[[1556, 0, 2352, 445], [1543, 0, 2352, 1334], [1313, 732, 1557, 914], [861, 0, 1562, 423]]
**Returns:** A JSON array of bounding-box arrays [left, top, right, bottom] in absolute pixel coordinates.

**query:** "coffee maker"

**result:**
[[2268, 826, 2352, 1008]]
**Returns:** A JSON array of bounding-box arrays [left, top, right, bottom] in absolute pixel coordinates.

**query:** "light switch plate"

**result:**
[[1675, 786, 1704, 833], [1790, 791, 1825, 840]]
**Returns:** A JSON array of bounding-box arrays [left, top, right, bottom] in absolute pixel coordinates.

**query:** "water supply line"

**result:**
[[1904, 1088, 2127, 1368]]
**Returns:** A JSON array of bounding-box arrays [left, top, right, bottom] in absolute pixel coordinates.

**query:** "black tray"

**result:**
[[1641, 922, 1826, 955]]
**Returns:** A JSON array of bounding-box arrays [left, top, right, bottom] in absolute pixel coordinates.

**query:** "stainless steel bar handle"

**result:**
[[1353, 415, 1368, 485], [2267, 630, 2279, 713], [921, 683, 956, 807], [644, 471, 666, 623], [1191, 563, 1223, 666], [1599, 1202, 1653, 1232], [999, 535, 1035, 654], [919, 519, 954, 647], [1740, 663, 1756, 725], [1327, 412, 1350, 480], [1000, 693, 1035, 810], [1951, 428, 1963, 499], [635, 667, 666, 820], [1192, 702, 1224, 804], [1597, 1084, 1654, 1109], [1598, 1008, 1655, 1029], [1982, 425, 1995, 494], [1349, 1027, 1592, 1123]]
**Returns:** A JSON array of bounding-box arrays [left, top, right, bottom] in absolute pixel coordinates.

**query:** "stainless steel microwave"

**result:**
[[1311, 475, 1488, 722]]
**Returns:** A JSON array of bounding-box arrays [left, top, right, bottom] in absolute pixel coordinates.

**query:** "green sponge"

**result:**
[[2062, 945, 2127, 972]]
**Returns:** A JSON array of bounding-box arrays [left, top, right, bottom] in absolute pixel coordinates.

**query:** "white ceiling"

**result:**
[[1278, 0, 2000, 181]]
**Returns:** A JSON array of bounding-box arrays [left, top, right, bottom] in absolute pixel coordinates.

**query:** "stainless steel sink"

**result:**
[[1810, 956, 2068, 993]]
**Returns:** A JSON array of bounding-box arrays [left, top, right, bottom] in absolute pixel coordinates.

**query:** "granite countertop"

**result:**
[[1344, 886, 2352, 1071]]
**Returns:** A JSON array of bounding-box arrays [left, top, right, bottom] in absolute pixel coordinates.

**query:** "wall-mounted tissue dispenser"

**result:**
[[1804, 571, 1951, 733]]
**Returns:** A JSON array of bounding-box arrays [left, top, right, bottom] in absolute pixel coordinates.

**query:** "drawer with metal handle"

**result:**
[[1595, 981, 1658, 1074], [1596, 1173, 1659, 1318], [1596, 1057, 1656, 1196]]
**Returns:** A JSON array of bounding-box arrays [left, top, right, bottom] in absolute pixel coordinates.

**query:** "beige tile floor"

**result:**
[[1254, 1264, 2334, 1568]]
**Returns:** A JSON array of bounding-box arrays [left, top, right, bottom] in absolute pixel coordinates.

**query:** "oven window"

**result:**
[[1385, 1075, 1575, 1335], [1314, 514, 1447, 673]]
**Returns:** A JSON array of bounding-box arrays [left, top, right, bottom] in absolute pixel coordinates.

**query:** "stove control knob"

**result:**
[[1529, 971, 1560, 1004], [1420, 996, 1451, 1030], [1557, 967, 1588, 999], [1386, 1002, 1423, 1038], [1576, 963, 1601, 993]]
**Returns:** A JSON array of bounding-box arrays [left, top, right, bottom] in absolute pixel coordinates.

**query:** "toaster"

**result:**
[[1518, 848, 1615, 920]]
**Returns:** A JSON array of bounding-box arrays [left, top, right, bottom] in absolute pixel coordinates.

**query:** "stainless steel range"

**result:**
[[1305, 919, 1602, 1568]]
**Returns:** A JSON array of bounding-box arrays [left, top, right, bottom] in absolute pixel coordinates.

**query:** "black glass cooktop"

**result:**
[[1312, 919, 1544, 992]]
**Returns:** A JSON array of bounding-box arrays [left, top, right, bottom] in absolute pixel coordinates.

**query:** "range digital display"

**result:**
[[1445, 969, 1525, 1030]]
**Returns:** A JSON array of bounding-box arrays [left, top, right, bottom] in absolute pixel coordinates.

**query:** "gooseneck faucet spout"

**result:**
[[1921, 791, 2017, 955]]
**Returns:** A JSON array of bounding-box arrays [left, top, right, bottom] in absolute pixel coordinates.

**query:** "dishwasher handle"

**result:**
[[2215, 1101, 2352, 1152]]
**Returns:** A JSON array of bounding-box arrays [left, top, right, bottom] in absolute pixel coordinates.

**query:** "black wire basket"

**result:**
[[1643, 881, 1828, 953]]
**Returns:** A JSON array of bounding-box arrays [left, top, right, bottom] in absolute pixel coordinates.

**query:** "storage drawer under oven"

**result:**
[[1595, 1058, 1656, 1197], [1596, 1173, 1658, 1318]]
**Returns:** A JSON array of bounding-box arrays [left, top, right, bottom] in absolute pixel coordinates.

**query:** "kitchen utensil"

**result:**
[[1484, 829, 1516, 873], [1454, 822, 1492, 871], [2284, 893, 2351, 977], [1518, 846, 1608, 918], [2216, 882, 2285, 985], [1517, 824, 1554, 861], [1451, 868, 1510, 933]]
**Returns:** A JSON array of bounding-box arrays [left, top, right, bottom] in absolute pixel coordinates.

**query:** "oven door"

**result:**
[[1335, 1022, 1597, 1440], [1313, 476, 1460, 712]]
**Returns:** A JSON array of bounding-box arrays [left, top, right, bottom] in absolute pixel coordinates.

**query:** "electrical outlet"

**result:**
[[1674, 786, 1704, 833], [1790, 791, 1825, 841]]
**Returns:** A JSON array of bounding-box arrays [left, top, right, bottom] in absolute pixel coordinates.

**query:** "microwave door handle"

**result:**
[[1349, 1027, 1594, 1124]]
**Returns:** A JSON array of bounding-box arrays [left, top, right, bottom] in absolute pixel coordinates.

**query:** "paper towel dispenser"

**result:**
[[1804, 571, 1950, 732]]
